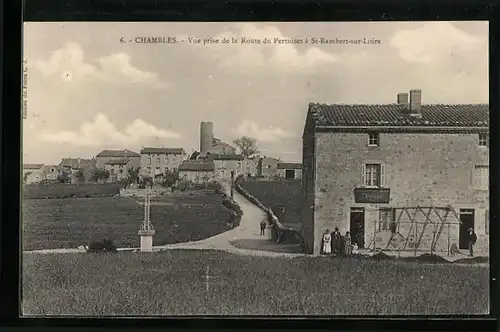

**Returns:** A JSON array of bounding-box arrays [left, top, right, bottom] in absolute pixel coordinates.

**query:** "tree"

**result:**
[[90, 168, 100, 183], [126, 167, 140, 185], [23, 171, 32, 183], [233, 136, 259, 158], [190, 151, 200, 160], [90, 168, 110, 184], [201, 171, 213, 190], [162, 169, 179, 188], [100, 169, 110, 183], [57, 172, 70, 184], [75, 169, 85, 184]]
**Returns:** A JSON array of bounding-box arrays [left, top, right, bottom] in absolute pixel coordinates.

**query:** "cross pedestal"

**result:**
[[138, 188, 155, 252], [138, 229, 156, 252]]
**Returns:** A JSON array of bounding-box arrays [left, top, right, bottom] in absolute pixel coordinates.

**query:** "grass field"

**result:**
[[240, 180, 302, 228], [23, 183, 123, 199], [22, 191, 237, 251], [22, 250, 489, 316]]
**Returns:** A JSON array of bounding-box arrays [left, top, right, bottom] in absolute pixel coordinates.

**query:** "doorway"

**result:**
[[285, 169, 295, 179], [459, 209, 475, 249], [350, 207, 365, 248]]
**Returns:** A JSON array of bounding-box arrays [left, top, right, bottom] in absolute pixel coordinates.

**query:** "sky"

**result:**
[[23, 21, 488, 165]]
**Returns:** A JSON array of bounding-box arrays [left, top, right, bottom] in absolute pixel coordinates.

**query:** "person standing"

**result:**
[[260, 220, 266, 236], [344, 231, 352, 256], [468, 228, 477, 257], [331, 227, 341, 256], [322, 230, 332, 255]]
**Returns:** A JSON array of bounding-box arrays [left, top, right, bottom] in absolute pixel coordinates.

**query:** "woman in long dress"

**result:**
[[331, 227, 341, 255], [344, 231, 352, 255], [322, 230, 332, 255]]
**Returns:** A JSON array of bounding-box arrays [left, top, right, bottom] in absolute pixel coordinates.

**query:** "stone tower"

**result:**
[[200, 121, 214, 154]]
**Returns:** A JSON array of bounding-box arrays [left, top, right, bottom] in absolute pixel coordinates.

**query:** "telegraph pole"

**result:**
[[230, 170, 234, 200]]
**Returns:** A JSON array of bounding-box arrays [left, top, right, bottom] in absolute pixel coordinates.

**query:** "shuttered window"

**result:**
[[363, 163, 385, 187]]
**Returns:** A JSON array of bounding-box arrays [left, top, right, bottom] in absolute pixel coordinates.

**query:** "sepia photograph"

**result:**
[[21, 21, 489, 316]]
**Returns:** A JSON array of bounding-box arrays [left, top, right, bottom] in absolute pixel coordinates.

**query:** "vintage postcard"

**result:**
[[22, 21, 489, 316]]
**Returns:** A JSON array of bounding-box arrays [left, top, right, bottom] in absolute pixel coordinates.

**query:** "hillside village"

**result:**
[[22, 121, 303, 187]]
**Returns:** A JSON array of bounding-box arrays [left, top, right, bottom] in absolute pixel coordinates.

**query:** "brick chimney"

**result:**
[[409, 89, 422, 116], [397, 93, 409, 105]]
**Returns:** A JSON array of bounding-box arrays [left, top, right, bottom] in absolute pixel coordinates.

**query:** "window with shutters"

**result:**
[[485, 209, 489, 235], [474, 165, 489, 190], [362, 163, 385, 187]]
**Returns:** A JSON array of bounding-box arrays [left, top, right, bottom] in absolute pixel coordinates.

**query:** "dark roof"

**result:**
[[277, 163, 302, 169], [178, 161, 215, 172], [24, 164, 44, 169], [141, 147, 185, 155], [59, 158, 96, 169], [96, 149, 140, 158], [308, 103, 489, 127], [106, 159, 128, 166], [209, 154, 244, 161]]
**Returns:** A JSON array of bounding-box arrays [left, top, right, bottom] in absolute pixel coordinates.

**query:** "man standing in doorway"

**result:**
[[468, 228, 477, 257]]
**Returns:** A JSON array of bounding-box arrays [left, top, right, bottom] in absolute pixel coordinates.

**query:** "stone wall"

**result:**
[[120, 187, 169, 197], [234, 176, 303, 244], [305, 131, 489, 256]]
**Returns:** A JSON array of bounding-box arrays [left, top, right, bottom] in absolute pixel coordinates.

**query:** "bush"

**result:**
[[86, 239, 118, 253]]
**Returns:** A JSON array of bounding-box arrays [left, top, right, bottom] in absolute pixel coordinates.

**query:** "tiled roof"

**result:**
[[141, 147, 185, 155], [59, 158, 96, 169], [308, 103, 489, 127], [277, 163, 302, 169], [178, 161, 215, 172], [96, 149, 140, 158], [23, 164, 44, 169], [106, 159, 128, 165], [209, 154, 244, 161]]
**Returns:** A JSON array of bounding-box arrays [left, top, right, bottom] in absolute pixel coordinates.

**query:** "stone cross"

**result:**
[[203, 266, 218, 293]]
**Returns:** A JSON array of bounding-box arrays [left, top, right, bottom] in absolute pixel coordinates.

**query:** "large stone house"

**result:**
[[96, 149, 141, 170], [301, 90, 489, 256], [178, 161, 215, 184], [210, 154, 244, 179], [276, 162, 302, 180], [140, 147, 185, 183]]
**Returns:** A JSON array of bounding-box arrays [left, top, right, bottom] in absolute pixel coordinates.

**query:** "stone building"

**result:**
[[23, 164, 44, 183], [104, 159, 130, 182], [96, 149, 141, 169], [210, 154, 244, 179], [257, 157, 280, 178], [301, 90, 489, 256], [59, 157, 96, 184], [25, 165, 61, 184], [276, 162, 302, 180], [178, 161, 216, 184], [199, 121, 236, 156], [140, 147, 185, 182]]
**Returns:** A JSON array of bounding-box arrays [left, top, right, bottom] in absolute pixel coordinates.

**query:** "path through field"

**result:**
[[24, 181, 307, 258]]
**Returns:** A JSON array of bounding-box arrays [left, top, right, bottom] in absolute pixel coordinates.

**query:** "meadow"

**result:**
[[240, 180, 302, 228], [22, 191, 238, 251], [23, 183, 123, 199], [22, 250, 489, 316]]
